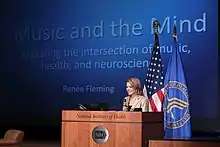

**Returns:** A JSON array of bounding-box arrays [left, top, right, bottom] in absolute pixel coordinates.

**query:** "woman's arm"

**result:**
[[141, 98, 149, 112]]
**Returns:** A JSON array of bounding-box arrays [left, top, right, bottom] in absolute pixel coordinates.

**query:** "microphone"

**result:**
[[78, 104, 88, 111], [123, 98, 127, 107]]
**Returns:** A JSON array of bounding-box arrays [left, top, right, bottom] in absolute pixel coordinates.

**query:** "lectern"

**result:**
[[61, 110, 163, 147]]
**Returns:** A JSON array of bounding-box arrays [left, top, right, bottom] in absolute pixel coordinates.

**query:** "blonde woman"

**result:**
[[122, 77, 149, 112]]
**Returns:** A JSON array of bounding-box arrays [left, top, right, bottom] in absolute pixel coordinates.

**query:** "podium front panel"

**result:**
[[61, 110, 163, 147], [62, 121, 142, 147]]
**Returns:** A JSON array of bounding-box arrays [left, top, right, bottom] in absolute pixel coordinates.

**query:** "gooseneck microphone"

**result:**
[[78, 104, 88, 111], [123, 98, 127, 107]]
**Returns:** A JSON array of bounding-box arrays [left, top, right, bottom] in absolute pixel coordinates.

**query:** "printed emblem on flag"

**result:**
[[163, 81, 190, 129]]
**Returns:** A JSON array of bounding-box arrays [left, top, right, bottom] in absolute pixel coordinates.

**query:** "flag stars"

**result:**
[[145, 41, 164, 99]]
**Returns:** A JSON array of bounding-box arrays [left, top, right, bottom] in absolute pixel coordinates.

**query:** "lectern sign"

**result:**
[[92, 126, 109, 144]]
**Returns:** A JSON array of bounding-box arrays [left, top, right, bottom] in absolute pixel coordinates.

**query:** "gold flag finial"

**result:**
[[153, 20, 160, 36], [173, 25, 178, 41]]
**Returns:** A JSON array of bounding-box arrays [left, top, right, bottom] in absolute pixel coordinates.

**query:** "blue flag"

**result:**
[[163, 26, 191, 138]]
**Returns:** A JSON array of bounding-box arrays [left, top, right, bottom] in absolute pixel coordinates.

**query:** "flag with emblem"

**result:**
[[143, 21, 164, 112], [163, 25, 191, 138]]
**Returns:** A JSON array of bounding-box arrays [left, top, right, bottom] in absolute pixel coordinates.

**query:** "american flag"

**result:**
[[143, 34, 165, 112]]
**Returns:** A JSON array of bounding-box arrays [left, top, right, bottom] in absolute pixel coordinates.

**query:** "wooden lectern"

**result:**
[[61, 110, 163, 147]]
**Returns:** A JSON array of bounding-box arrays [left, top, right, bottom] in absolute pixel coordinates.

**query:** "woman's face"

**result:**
[[126, 82, 136, 96]]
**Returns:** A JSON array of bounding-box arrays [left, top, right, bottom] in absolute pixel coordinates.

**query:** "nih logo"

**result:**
[[92, 126, 109, 144]]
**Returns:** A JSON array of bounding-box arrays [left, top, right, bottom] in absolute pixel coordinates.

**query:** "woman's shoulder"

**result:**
[[137, 95, 146, 99], [138, 95, 148, 101], [124, 96, 130, 99]]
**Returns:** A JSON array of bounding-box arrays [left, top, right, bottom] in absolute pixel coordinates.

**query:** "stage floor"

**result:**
[[23, 138, 220, 147]]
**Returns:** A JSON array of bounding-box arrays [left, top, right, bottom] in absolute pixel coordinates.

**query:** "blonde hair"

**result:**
[[127, 77, 142, 95]]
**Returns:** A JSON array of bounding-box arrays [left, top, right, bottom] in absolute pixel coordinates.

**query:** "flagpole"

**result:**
[[153, 20, 164, 112], [172, 25, 178, 55], [153, 20, 160, 47], [173, 25, 178, 41]]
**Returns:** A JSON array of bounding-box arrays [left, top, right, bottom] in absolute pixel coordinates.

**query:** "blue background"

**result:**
[[1, 0, 218, 131]]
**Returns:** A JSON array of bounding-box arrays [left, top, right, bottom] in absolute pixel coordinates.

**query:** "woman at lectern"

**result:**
[[122, 77, 149, 112]]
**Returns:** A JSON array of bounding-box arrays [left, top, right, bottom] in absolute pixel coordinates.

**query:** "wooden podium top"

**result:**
[[62, 110, 163, 123]]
